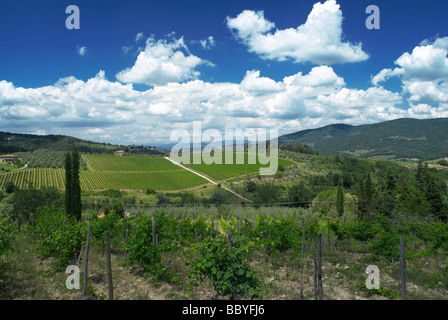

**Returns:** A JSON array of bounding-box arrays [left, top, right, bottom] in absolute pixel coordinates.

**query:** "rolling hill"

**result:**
[[0, 131, 165, 156], [279, 118, 448, 160]]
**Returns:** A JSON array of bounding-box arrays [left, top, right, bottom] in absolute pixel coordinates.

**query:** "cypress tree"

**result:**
[[415, 161, 428, 193], [336, 178, 344, 217], [425, 175, 444, 220], [385, 167, 396, 192], [64, 152, 72, 218], [71, 149, 82, 222], [357, 177, 366, 219]]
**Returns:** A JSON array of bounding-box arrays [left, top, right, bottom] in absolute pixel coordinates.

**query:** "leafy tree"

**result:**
[[11, 187, 63, 228], [287, 182, 313, 208], [5, 181, 15, 194], [113, 199, 125, 218], [11, 189, 45, 228], [246, 181, 256, 192], [156, 194, 172, 205], [208, 190, 226, 205]]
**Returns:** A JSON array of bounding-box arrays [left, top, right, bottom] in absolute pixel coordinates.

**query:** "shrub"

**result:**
[[5, 182, 15, 194], [189, 235, 263, 299], [34, 208, 86, 271], [126, 216, 168, 282], [347, 220, 377, 242], [113, 200, 124, 218], [90, 211, 120, 246], [146, 188, 156, 195], [368, 215, 400, 260], [0, 214, 14, 267]]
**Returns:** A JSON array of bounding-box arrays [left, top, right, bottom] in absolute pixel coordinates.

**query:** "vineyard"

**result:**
[[79, 170, 207, 190], [0, 169, 66, 189], [186, 152, 294, 180], [0, 154, 213, 191], [0, 152, 297, 191], [2, 204, 447, 300], [0, 168, 209, 191], [82, 154, 179, 172]]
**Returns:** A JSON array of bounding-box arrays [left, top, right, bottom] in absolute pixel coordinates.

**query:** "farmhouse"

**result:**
[[114, 150, 126, 156], [0, 154, 19, 164]]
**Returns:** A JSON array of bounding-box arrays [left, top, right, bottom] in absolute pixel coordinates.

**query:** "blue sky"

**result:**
[[1, 0, 448, 145]]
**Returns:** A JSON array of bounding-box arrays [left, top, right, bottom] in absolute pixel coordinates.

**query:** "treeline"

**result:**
[[355, 161, 448, 222], [0, 131, 123, 154], [280, 142, 318, 155], [243, 156, 448, 223], [16, 149, 87, 169]]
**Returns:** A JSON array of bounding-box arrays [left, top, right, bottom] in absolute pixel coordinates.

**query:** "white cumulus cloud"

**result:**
[[372, 36, 448, 106], [226, 1, 369, 65], [116, 35, 212, 86]]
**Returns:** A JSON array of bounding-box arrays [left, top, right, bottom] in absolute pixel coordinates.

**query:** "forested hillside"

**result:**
[[279, 118, 448, 160]]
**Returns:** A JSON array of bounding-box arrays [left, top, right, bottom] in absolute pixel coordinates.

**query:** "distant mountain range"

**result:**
[[279, 118, 448, 161], [2, 117, 448, 160]]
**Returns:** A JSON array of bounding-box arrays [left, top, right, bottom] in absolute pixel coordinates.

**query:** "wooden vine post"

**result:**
[[300, 218, 305, 299], [400, 236, 407, 300], [265, 221, 270, 263], [317, 232, 323, 300], [105, 231, 114, 300], [152, 216, 156, 246], [82, 223, 91, 299]]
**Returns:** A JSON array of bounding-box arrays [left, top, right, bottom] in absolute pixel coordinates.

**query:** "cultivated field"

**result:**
[[82, 154, 180, 172], [0, 152, 293, 191], [0, 155, 210, 191], [186, 152, 294, 180]]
